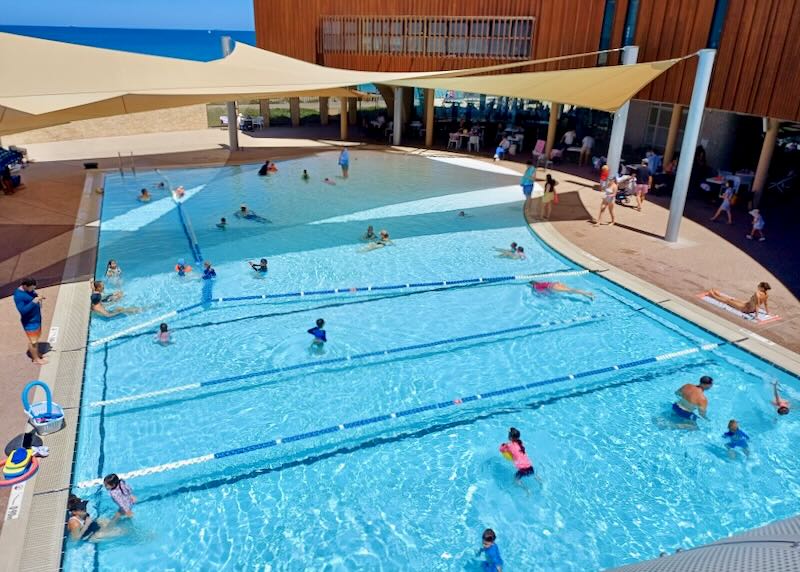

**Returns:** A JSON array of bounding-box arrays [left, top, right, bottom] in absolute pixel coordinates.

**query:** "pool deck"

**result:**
[[0, 128, 798, 571]]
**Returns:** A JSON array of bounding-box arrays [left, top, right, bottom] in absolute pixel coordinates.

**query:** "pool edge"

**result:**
[[0, 171, 101, 572]]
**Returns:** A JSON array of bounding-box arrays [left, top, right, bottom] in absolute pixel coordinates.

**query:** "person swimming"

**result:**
[[772, 381, 790, 415], [173, 186, 185, 200], [530, 281, 594, 300], [249, 258, 268, 274], [67, 495, 102, 541], [105, 259, 122, 282], [202, 261, 216, 280], [138, 188, 151, 202], [672, 376, 713, 422], [499, 427, 540, 493], [362, 225, 376, 240], [723, 419, 750, 458], [302, 169, 310, 181], [362, 230, 392, 251], [103, 473, 136, 523], [257, 161, 277, 176], [155, 323, 170, 345], [235, 204, 270, 223], [175, 258, 191, 277], [216, 217, 227, 229], [90, 286, 142, 318], [498, 245, 525, 259], [156, 182, 166, 189], [307, 318, 327, 344], [323, 177, 337, 186], [493, 242, 518, 256]]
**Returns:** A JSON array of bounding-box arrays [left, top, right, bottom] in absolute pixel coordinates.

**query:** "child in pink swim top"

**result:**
[[156, 323, 170, 345], [499, 427, 534, 481]]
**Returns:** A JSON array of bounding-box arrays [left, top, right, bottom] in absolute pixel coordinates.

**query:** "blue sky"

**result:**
[[4, 0, 254, 30]]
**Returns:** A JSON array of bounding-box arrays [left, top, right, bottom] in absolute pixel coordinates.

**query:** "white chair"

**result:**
[[467, 135, 480, 152], [447, 133, 460, 150]]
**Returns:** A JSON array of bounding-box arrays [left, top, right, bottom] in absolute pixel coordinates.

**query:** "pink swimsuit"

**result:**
[[499, 441, 532, 470], [532, 281, 555, 292]]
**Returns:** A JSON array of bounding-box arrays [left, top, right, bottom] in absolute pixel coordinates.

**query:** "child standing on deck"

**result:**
[[103, 474, 136, 522]]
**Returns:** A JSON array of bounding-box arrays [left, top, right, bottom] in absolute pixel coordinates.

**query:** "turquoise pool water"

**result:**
[[66, 151, 800, 571]]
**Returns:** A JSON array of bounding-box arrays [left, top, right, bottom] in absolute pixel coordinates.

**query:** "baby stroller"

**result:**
[[615, 175, 635, 206]]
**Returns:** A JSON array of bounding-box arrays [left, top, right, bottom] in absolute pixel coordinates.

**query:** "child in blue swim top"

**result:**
[[202, 261, 216, 280], [724, 419, 750, 458], [307, 318, 326, 344], [478, 528, 503, 572], [249, 258, 268, 273]]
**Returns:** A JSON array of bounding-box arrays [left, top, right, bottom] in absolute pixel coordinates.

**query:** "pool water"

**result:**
[[66, 151, 800, 571]]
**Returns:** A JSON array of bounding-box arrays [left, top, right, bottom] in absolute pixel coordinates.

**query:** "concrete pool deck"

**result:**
[[0, 129, 797, 570]]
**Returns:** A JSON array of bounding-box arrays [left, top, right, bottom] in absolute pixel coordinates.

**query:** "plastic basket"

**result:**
[[21, 381, 65, 436]]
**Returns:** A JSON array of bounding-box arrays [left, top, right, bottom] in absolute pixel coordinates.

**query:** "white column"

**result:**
[[752, 118, 780, 207], [665, 49, 717, 242], [393, 87, 403, 146], [221, 36, 239, 152], [606, 45, 639, 177]]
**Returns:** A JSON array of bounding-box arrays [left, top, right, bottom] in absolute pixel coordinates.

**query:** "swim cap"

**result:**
[[700, 376, 713, 386], [177, 258, 185, 265]]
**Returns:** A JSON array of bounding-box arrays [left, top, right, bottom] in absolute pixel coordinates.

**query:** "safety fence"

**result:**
[[75, 340, 722, 488]]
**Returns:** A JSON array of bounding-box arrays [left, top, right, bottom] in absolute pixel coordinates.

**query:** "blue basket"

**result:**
[[21, 381, 65, 435]]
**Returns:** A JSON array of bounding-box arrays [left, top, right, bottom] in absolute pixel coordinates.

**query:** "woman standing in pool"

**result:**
[[338, 148, 350, 178]]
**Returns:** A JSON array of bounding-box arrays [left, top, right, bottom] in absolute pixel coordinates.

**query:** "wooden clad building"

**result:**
[[254, 0, 800, 122]]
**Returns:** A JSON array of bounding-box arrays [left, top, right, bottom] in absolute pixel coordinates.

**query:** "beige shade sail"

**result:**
[[0, 31, 686, 135], [383, 59, 682, 113]]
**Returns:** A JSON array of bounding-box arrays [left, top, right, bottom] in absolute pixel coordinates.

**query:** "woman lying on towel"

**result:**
[[707, 282, 771, 320]]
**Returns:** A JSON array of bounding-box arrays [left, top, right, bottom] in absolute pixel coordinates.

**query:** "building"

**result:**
[[254, 0, 800, 203]]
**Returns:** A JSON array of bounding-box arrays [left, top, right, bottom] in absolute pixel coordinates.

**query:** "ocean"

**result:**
[[0, 25, 256, 61]]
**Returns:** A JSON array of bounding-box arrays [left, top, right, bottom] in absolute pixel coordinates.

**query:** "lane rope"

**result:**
[[90, 310, 607, 408], [88, 269, 589, 347], [75, 340, 723, 488]]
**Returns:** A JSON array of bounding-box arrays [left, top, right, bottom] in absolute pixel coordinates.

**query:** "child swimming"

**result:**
[[499, 427, 539, 492], [477, 529, 504, 572], [249, 258, 268, 274], [723, 419, 750, 458], [529, 281, 594, 300], [175, 258, 192, 277], [138, 188, 151, 202], [156, 323, 170, 345], [216, 217, 227, 229], [307, 318, 327, 344], [302, 169, 310, 181], [105, 259, 122, 282], [362, 225, 376, 240], [772, 381, 790, 416], [202, 261, 217, 280], [103, 473, 136, 522], [235, 204, 270, 223], [361, 230, 392, 252]]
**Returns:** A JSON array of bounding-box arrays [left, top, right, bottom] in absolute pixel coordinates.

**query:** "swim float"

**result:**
[[501, 451, 514, 461], [0, 450, 39, 486]]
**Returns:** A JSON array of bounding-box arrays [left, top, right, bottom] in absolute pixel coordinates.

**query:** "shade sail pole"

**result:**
[[393, 87, 403, 145], [221, 36, 239, 152], [606, 45, 639, 178], [665, 49, 716, 242]]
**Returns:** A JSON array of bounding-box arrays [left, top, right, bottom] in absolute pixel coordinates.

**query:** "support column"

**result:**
[[752, 118, 780, 207], [348, 97, 357, 125], [665, 49, 717, 242], [221, 36, 239, 151], [545, 103, 561, 157], [424, 88, 434, 148], [663, 103, 683, 166], [606, 45, 639, 176], [392, 87, 403, 146], [339, 98, 348, 140], [289, 97, 300, 127], [319, 97, 329, 126], [479, 94, 487, 120], [258, 100, 270, 129]]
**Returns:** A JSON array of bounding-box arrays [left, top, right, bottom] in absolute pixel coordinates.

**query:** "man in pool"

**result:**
[[772, 381, 790, 416], [249, 258, 268, 274], [673, 375, 713, 422], [235, 204, 269, 223], [529, 281, 594, 300], [493, 242, 517, 256], [91, 282, 142, 318]]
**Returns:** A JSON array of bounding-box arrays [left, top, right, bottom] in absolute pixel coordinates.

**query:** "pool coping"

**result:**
[[526, 219, 800, 377], [0, 171, 101, 572]]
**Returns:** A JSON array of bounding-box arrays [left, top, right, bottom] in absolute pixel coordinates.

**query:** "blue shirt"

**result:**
[[202, 267, 216, 280], [339, 149, 349, 165], [724, 429, 750, 448], [307, 326, 327, 342], [14, 288, 41, 330], [480, 544, 503, 571]]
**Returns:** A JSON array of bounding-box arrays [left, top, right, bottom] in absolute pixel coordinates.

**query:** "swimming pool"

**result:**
[[65, 151, 800, 571]]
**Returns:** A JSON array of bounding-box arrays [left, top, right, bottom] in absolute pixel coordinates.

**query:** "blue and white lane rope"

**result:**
[[88, 269, 589, 347], [76, 341, 723, 488], [90, 311, 607, 408]]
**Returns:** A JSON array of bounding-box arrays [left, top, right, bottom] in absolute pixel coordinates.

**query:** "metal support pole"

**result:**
[[606, 45, 639, 177], [424, 88, 434, 148], [393, 87, 403, 146], [665, 49, 717, 242], [129, 152, 136, 177], [221, 36, 239, 152], [752, 118, 780, 207], [545, 103, 561, 157], [663, 103, 683, 166]]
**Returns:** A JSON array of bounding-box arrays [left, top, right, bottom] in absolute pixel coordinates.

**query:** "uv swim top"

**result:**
[[90, 292, 102, 305], [724, 429, 750, 448], [202, 268, 216, 280], [14, 288, 41, 329], [307, 326, 327, 342], [499, 441, 532, 470], [109, 480, 135, 512], [480, 544, 504, 571]]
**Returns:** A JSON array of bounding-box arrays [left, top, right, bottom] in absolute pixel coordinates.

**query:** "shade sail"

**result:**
[[0, 31, 685, 135], [384, 59, 681, 112]]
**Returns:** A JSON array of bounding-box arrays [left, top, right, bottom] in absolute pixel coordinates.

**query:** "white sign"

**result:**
[[48, 326, 60, 346], [4, 482, 27, 521]]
